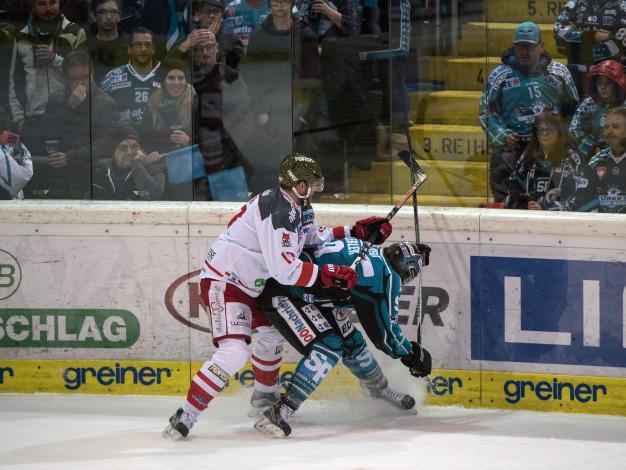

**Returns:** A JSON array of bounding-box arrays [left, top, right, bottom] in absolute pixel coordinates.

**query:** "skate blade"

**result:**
[[162, 424, 186, 440], [254, 417, 287, 438]]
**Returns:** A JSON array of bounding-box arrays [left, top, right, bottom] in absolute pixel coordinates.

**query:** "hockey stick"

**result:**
[[402, 135, 433, 393], [349, 170, 427, 270]]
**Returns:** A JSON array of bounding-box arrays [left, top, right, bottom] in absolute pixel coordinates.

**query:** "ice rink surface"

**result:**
[[1, 391, 626, 470]]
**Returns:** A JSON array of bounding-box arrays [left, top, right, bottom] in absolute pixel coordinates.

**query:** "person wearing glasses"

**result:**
[[89, 0, 130, 84], [479, 22, 580, 205], [167, 0, 244, 71], [506, 111, 591, 211], [101, 26, 163, 126], [91, 122, 165, 200]]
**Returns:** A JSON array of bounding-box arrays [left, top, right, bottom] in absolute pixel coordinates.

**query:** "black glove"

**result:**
[[416, 243, 431, 267], [400, 341, 432, 378]]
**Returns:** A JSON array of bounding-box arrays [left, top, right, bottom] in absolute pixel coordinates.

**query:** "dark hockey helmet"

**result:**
[[384, 242, 423, 284], [278, 153, 324, 194]]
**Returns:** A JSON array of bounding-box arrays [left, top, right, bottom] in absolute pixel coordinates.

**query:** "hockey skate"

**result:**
[[162, 407, 197, 440], [367, 386, 416, 411], [247, 389, 280, 417], [254, 398, 295, 438]]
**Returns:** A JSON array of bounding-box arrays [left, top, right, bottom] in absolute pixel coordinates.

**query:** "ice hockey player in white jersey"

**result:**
[[162, 152, 392, 439]]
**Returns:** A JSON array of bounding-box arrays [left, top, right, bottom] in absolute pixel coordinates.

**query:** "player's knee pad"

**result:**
[[341, 329, 367, 359], [317, 332, 343, 356], [209, 338, 249, 376], [254, 325, 285, 352]]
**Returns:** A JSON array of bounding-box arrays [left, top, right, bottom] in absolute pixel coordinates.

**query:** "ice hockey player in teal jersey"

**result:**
[[254, 238, 432, 438]]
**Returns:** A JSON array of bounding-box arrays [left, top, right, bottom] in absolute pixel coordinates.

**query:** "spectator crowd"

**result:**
[[0, 1, 624, 214], [480, 9, 626, 214], [1, 0, 415, 201]]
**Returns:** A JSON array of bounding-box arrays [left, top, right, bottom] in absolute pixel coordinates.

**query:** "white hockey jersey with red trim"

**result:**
[[200, 187, 350, 297]]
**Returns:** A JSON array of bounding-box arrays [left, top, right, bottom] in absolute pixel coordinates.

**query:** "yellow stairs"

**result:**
[[345, 0, 564, 208]]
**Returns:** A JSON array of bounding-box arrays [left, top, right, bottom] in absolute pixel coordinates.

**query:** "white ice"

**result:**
[[1, 390, 626, 470]]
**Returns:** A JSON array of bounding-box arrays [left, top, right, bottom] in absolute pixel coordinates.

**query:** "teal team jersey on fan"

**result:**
[[223, 0, 271, 49], [479, 55, 580, 149]]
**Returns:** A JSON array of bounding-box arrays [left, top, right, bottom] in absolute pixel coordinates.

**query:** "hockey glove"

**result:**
[[400, 341, 432, 378], [352, 216, 392, 245], [416, 243, 431, 267], [319, 264, 358, 290]]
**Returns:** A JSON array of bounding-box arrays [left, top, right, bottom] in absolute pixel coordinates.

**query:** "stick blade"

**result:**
[[396, 150, 422, 174]]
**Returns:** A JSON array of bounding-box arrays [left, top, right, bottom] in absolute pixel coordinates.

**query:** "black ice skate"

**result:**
[[368, 386, 416, 410], [254, 398, 295, 438], [162, 407, 197, 440], [247, 389, 280, 417]]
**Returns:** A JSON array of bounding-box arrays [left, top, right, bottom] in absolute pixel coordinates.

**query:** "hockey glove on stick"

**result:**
[[319, 264, 358, 290], [416, 243, 431, 266], [352, 216, 392, 245], [400, 341, 432, 378]]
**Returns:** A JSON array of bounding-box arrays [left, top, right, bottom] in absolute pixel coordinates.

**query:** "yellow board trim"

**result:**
[[1, 361, 625, 416]]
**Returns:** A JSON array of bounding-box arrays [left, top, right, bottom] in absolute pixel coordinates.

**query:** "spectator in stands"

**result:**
[[297, 0, 359, 40], [0, 106, 33, 200], [62, 0, 89, 25], [141, 0, 190, 58], [479, 21, 580, 203], [0, 10, 18, 116], [295, 0, 363, 188], [89, 0, 130, 84], [191, 30, 251, 199], [92, 123, 165, 200], [8, 0, 87, 135], [27, 50, 118, 199], [223, 0, 270, 50], [169, 0, 243, 70], [242, 0, 296, 193], [570, 59, 626, 159], [101, 26, 163, 125], [581, 107, 626, 213], [554, 1, 626, 93], [507, 112, 590, 211], [140, 58, 195, 155], [118, 0, 145, 33]]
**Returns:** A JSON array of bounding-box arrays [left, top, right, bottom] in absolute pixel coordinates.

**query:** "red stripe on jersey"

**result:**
[[196, 370, 223, 393], [205, 260, 223, 277], [251, 354, 282, 366], [294, 261, 315, 286]]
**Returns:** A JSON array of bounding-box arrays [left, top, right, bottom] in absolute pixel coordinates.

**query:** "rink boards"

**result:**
[[0, 201, 625, 417]]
